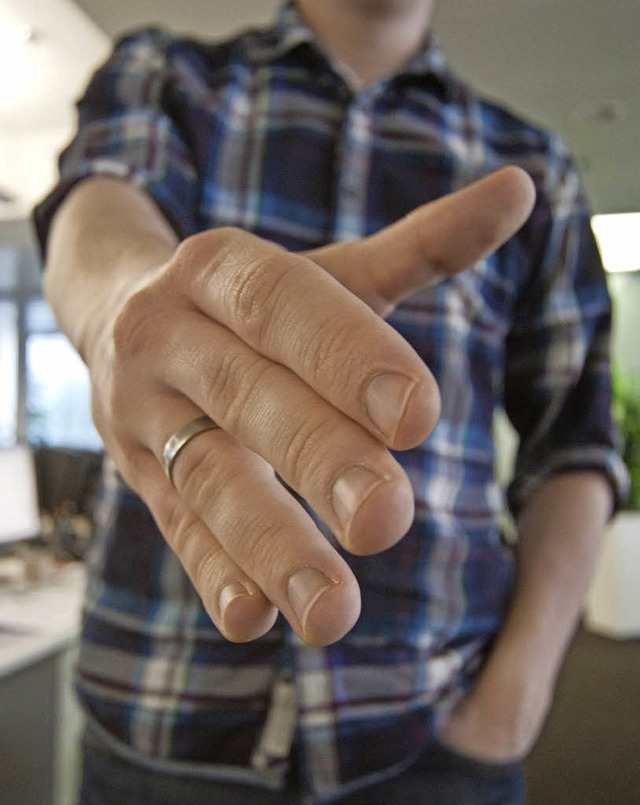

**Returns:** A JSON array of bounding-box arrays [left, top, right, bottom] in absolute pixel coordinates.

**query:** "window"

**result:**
[[0, 299, 18, 445], [26, 300, 102, 450], [0, 220, 101, 451]]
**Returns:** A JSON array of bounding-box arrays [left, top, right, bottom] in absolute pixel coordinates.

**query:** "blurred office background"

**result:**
[[0, 2, 639, 804]]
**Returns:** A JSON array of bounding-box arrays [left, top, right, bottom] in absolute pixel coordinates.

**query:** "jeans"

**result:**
[[78, 732, 526, 805]]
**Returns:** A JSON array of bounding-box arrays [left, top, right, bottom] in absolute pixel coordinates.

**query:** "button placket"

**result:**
[[333, 90, 380, 243]]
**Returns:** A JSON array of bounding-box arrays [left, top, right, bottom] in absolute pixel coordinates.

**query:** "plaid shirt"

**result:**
[[35, 3, 628, 802]]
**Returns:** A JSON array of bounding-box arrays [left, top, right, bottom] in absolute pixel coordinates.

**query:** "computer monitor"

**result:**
[[0, 444, 41, 545]]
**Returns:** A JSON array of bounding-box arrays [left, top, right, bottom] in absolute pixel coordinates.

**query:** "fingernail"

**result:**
[[219, 582, 250, 617], [287, 567, 336, 632], [332, 464, 384, 530], [365, 372, 415, 438]]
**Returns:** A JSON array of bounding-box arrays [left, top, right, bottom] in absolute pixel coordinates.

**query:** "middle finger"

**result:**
[[153, 310, 416, 556]]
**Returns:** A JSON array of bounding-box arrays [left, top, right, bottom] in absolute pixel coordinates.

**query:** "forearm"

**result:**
[[442, 470, 614, 759], [491, 471, 612, 687], [472, 471, 612, 751], [43, 177, 178, 364]]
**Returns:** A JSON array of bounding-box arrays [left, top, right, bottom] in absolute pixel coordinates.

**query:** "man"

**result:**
[[35, 1, 627, 802]]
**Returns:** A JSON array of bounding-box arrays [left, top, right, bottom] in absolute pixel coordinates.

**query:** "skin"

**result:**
[[43, 0, 614, 769], [296, 0, 436, 85], [46, 168, 535, 646]]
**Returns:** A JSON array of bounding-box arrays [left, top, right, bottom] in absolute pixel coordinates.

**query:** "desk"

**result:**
[[0, 563, 85, 805]]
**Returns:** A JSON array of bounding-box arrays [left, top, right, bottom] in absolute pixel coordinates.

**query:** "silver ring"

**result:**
[[162, 415, 220, 486]]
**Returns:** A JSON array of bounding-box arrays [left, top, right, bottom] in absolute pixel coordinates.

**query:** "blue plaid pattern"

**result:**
[[35, 4, 628, 802]]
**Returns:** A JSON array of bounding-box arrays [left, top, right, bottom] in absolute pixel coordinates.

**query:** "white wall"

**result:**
[[609, 273, 640, 379]]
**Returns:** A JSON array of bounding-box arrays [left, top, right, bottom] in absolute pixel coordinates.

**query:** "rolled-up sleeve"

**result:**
[[34, 28, 199, 250], [505, 146, 629, 514]]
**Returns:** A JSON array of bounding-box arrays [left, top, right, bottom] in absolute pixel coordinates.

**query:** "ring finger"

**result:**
[[140, 413, 362, 646]]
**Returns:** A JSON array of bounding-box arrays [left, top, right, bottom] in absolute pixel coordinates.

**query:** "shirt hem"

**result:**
[[83, 713, 289, 791]]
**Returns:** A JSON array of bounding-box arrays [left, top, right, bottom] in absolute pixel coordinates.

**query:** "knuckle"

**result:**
[[162, 504, 225, 603], [111, 284, 164, 359], [229, 358, 280, 417], [177, 449, 289, 587], [179, 446, 230, 513], [192, 543, 224, 600], [173, 227, 240, 279], [200, 348, 266, 432], [243, 520, 290, 585], [224, 250, 297, 344], [164, 499, 198, 556], [411, 218, 447, 276], [301, 315, 358, 385], [173, 226, 269, 301], [182, 526, 224, 594], [172, 227, 294, 348], [280, 415, 333, 492]]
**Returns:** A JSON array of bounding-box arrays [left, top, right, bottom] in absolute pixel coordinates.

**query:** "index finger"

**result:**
[[168, 229, 440, 451]]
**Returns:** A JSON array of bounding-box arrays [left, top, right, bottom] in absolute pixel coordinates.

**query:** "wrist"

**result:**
[[44, 176, 178, 366], [441, 648, 553, 762], [477, 643, 553, 728]]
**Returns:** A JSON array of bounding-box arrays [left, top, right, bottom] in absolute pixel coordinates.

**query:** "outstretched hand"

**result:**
[[83, 166, 535, 646]]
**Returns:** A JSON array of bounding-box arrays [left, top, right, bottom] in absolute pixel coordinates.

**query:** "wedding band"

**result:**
[[162, 415, 220, 486]]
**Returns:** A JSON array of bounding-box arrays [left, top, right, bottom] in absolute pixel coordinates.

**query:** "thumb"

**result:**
[[307, 166, 536, 317]]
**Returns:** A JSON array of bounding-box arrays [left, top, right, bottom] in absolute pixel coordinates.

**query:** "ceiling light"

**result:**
[[0, 12, 40, 49], [0, 9, 41, 108], [591, 213, 640, 274]]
